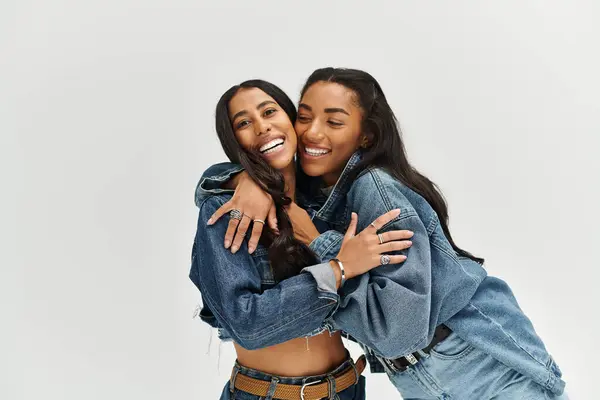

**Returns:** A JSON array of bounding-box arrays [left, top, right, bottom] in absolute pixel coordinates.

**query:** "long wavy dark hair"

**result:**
[[214, 80, 318, 281], [298, 68, 484, 264]]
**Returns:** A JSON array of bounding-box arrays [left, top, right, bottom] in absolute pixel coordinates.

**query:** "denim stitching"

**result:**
[[466, 303, 557, 392]]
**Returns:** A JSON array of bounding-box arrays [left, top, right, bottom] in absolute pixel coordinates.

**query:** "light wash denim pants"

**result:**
[[385, 332, 568, 399], [220, 356, 366, 400]]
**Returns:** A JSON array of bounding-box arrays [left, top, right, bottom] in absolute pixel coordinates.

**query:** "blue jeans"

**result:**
[[219, 356, 366, 400], [386, 332, 568, 399]]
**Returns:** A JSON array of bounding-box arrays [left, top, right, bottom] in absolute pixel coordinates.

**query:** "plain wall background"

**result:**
[[2, 1, 599, 399]]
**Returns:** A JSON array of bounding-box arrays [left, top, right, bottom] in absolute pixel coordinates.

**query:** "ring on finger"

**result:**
[[254, 219, 265, 225], [380, 255, 391, 265], [370, 222, 378, 230], [230, 209, 243, 220], [378, 233, 385, 244]]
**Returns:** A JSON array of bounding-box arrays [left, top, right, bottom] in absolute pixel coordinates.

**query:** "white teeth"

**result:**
[[305, 147, 330, 156], [260, 138, 284, 153]]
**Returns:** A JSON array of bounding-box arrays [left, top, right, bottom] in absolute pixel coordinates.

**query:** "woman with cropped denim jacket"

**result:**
[[195, 68, 567, 399], [190, 79, 422, 399]]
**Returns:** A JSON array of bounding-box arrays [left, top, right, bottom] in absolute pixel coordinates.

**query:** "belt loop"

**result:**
[[265, 376, 279, 400], [229, 365, 239, 394], [326, 375, 337, 399]]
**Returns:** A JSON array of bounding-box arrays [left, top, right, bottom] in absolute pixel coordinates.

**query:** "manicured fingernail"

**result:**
[[207, 218, 214, 225], [224, 240, 231, 248], [407, 241, 413, 246], [248, 246, 255, 254], [400, 255, 407, 260], [408, 231, 414, 237], [231, 245, 239, 253]]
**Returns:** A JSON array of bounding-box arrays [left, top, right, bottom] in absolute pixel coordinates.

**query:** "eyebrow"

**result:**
[[324, 107, 350, 116], [298, 103, 349, 116], [231, 100, 277, 122]]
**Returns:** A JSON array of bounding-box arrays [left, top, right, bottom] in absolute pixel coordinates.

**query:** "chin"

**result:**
[[268, 156, 293, 171], [300, 164, 324, 177]]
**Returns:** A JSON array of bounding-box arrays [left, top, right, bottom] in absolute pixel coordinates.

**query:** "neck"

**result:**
[[280, 163, 296, 202], [322, 169, 342, 187]]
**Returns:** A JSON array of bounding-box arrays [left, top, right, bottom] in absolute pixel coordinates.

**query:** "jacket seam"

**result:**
[[466, 302, 555, 390], [430, 240, 482, 286], [368, 170, 420, 221]]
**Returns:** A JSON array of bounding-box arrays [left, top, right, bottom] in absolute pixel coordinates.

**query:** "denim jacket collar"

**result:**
[[311, 151, 363, 221]]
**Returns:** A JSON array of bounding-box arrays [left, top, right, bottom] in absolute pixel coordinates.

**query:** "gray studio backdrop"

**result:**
[[2, 1, 598, 399]]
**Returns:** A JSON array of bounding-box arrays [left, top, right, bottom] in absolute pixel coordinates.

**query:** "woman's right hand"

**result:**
[[206, 171, 277, 254], [332, 209, 414, 284]]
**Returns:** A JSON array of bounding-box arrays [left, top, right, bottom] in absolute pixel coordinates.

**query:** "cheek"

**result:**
[[331, 133, 360, 156], [234, 131, 254, 151], [293, 123, 304, 138]]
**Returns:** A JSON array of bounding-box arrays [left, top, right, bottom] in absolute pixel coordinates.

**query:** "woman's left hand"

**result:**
[[287, 202, 320, 246]]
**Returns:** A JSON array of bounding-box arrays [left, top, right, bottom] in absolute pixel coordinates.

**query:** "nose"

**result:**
[[303, 121, 324, 143], [254, 118, 272, 136]]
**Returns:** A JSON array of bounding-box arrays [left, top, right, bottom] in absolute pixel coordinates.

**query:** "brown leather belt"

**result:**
[[390, 324, 452, 371], [231, 355, 366, 400]]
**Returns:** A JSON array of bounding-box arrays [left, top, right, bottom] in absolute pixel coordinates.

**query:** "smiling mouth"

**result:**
[[304, 146, 331, 157], [259, 138, 285, 154]]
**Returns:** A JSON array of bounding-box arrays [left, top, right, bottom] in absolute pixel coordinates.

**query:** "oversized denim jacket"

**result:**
[[191, 152, 565, 395]]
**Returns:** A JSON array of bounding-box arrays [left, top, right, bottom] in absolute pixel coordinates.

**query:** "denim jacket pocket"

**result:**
[[429, 332, 476, 360]]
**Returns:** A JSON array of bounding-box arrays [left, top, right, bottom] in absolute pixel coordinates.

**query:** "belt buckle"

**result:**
[[300, 379, 321, 400]]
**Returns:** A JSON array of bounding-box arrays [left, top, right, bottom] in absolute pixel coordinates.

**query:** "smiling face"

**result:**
[[294, 81, 365, 186], [228, 87, 297, 171]]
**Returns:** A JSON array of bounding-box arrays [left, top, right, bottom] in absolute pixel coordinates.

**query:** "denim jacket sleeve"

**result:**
[[312, 214, 432, 358], [194, 162, 244, 207], [307, 169, 451, 359], [191, 195, 339, 350]]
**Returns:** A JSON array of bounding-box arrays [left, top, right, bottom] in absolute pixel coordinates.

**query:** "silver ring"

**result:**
[[380, 255, 391, 265], [378, 233, 385, 244], [253, 219, 265, 225], [370, 222, 378, 230], [229, 209, 242, 220]]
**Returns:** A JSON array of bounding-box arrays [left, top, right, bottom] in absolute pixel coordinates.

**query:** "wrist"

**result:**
[[225, 171, 248, 190], [329, 260, 343, 290], [306, 230, 319, 244]]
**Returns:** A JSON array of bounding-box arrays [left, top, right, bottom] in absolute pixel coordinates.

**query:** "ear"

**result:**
[[359, 134, 373, 149]]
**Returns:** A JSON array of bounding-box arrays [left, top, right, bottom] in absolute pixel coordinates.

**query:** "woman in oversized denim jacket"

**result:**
[[191, 79, 422, 400], [197, 68, 567, 399]]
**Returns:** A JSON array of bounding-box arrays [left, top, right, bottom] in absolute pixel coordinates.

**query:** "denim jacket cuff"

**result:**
[[194, 165, 245, 206], [308, 230, 344, 262], [301, 262, 337, 294]]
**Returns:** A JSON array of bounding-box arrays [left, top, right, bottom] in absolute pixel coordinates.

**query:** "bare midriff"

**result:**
[[234, 330, 348, 377]]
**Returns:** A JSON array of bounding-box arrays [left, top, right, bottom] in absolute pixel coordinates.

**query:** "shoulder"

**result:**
[[348, 168, 416, 215], [348, 168, 440, 228]]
